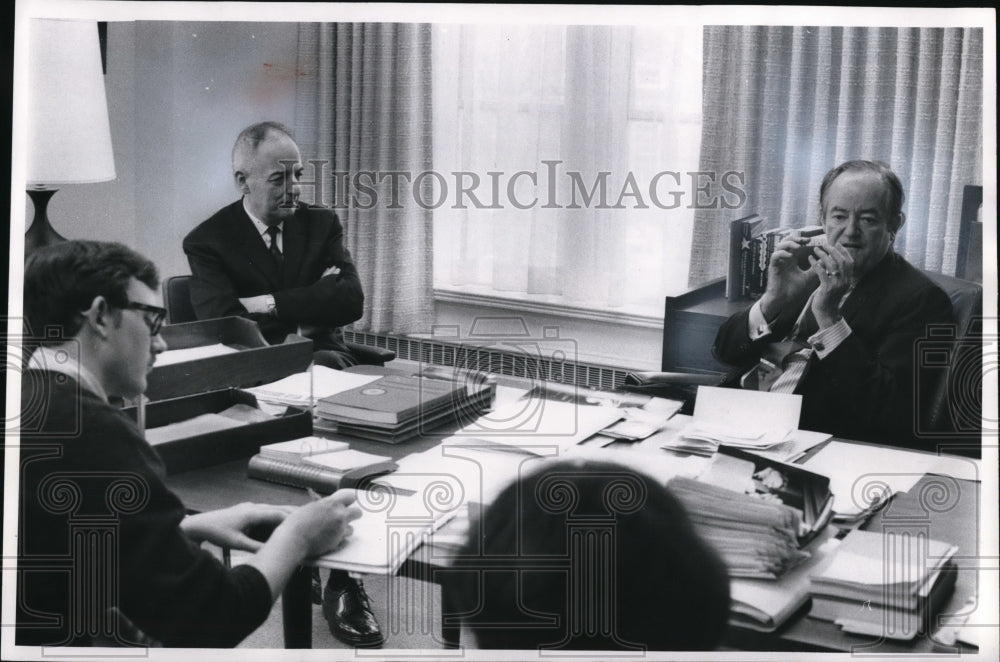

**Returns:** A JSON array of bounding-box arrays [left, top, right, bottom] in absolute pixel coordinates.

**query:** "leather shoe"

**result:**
[[322, 577, 384, 647]]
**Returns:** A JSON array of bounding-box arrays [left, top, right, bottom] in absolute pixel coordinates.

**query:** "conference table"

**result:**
[[164, 374, 983, 653]]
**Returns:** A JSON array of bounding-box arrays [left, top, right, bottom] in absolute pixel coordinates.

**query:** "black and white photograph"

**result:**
[[3, 1, 996, 660]]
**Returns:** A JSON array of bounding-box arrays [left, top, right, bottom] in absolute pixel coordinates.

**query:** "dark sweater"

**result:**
[[15, 370, 272, 647]]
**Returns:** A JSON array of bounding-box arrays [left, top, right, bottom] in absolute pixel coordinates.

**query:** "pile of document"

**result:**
[[808, 529, 959, 640], [313, 491, 461, 575], [667, 476, 810, 579], [314, 373, 494, 444], [662, 387, 800, 456]]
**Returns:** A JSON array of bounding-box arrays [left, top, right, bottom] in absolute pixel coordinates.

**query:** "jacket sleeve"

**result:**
[[802, 283, 955, 442], [271, 211, 364, 328], [182, 232, 263, 323], [92, 413, 274, 647]]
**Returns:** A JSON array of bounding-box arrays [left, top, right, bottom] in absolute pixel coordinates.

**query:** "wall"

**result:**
[[27, 20, 300, 280]]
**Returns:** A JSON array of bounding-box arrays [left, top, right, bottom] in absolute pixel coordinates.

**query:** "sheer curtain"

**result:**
[[690, 26, 984, 286], [434, 25, 703, 316], [295, 23, 433, 333]]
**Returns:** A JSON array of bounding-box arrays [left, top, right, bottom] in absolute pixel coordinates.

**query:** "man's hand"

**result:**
[[758, 233, 819, 321], [808, 243, 854, 328], [239, 294, 275, 315], [180, 502, 297, 551], [280, 489, 362, 558]]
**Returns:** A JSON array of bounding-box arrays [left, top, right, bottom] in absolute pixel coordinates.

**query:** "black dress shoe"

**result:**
[[322, 577, 384, 647]]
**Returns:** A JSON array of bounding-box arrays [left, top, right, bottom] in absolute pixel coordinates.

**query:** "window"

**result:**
[[432, 24, 703, 318]]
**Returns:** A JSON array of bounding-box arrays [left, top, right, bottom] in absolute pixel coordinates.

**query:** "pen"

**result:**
[[307, 487, 322, 501]]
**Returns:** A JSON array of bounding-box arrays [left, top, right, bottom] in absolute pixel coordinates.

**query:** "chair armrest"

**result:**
[[620, 371, 723, 416], [623, 371, 723, 388], [346, 342, 396, 366]]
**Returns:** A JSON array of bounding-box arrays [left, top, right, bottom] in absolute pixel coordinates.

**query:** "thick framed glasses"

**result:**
[[125, 302, 167, 336]]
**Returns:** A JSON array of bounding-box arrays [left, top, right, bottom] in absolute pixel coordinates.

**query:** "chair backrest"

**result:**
[[955, 184, 983, 283], [163, 275, 197, 324], [920, 270, 982, 443]]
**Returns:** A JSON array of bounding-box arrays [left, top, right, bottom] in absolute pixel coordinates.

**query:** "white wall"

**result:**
[[28, 20, 300, 280]]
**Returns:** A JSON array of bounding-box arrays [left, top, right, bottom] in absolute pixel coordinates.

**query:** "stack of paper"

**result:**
[[809, 529, 959, 640], [662, 387, 800, 456], [450, 398, 624, 455], [667, 476, 810, 579], [313, 492, 460, 574], [247, 366, 381, 409]]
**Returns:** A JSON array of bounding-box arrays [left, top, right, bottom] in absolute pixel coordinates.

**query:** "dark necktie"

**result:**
[[266, 225, 283, 268]]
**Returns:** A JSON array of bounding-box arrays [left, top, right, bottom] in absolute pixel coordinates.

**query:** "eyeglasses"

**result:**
[[124, 302, 167, 336]]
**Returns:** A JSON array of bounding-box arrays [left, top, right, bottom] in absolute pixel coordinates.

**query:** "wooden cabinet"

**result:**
[[661, 277, 749, 374]]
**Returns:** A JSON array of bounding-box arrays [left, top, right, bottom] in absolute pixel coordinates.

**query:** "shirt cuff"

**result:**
[[809, 318, 852, 359], [747, 301, 773, 340]]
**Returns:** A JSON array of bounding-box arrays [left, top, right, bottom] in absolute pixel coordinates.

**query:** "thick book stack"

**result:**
[[247, 436, 397, 493], [728, 218, 826, 300], [726, 214, 765, 299], [808, 529, 959, 640], [666, 446, 833, 580], [314, 374, 493, 444]]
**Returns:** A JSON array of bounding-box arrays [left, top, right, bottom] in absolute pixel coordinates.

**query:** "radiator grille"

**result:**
[[344, 331, 631, 391]]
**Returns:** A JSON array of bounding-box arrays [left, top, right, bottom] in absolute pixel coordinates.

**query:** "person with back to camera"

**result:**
[[446, 459, 731, 650]]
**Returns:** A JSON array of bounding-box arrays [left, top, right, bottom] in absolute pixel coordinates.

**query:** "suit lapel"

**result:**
[[230, 201, 281, 288]]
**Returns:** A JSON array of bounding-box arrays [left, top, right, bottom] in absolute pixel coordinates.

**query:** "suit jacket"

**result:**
[[713, 251, 954, 448], [16, 371, 272, 647], [183, 200, 363, 352]]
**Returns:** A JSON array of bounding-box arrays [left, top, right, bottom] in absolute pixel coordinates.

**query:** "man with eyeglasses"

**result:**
[[16, 240, 363, 647]]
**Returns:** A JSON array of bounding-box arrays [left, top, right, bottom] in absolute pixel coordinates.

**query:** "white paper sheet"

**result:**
[[687, 386, 802, 447], [246, 366, 381, 407], [154, 343, 240, 366]]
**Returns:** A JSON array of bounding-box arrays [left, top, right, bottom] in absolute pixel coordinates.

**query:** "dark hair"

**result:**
[[818, 160, 906, 232], [447, 460, 731, 651], [232, 121, 296, 172], [24, 240, 159, 339]]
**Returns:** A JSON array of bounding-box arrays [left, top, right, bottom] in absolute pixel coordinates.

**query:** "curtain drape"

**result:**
[[433, 25, 703, 314], [295, 22, 433, 333], [689, 26, 983, 287]]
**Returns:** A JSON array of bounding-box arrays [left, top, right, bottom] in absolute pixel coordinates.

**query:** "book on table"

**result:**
[[808, 528, 959, 640], [316, 374, 467, 424], [247, 437, 397, 494]]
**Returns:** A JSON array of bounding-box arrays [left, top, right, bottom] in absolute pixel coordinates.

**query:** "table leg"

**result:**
[[282, 565, 312, 648]]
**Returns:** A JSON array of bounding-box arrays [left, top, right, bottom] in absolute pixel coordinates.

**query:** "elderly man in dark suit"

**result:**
[[183, 122, 382, 647], [713, 160, 954, 448], [184, 121, 363, 369]]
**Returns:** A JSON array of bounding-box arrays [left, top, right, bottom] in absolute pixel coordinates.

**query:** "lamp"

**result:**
[[25, 19, 116, 255]]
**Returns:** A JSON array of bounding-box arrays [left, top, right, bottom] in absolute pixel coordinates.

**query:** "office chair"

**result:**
[[955, 184, 983, 283], [162, 274, 396, 366]]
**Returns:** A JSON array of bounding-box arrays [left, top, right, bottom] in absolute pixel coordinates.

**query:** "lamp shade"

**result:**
[[27, 19, 116, 185]]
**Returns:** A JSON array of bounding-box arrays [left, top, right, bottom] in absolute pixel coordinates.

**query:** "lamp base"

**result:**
[[25, 188, 66, 257]]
